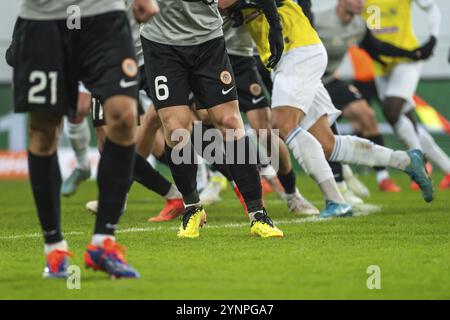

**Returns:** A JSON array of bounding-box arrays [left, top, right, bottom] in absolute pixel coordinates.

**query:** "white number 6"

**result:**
[[155, 76, 169, 101]]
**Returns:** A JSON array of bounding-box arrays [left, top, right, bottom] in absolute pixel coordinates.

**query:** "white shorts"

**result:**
[[271, 43, 341, 130], [375, 62, 423, 113]]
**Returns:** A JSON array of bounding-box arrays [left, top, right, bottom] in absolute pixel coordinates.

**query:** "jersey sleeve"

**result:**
[[414, 0, 441, 37]]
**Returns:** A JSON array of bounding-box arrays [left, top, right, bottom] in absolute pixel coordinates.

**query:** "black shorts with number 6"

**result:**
[[13, 11, 138, 117], [142, 36, 237, 110]]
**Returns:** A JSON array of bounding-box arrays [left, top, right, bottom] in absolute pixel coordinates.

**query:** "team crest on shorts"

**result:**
[[250, 83, 262, 97], [122, 58, 138, 77], [220, 70, 233, 85]]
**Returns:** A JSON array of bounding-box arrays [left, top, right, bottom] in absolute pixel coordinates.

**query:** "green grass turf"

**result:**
[[0, 172, 449, 300]]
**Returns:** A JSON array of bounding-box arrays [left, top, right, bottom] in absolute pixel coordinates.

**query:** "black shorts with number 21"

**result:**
[[12, 11, 138, 117]]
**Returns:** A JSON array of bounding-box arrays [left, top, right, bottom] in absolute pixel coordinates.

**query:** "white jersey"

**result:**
[[19, 0, 126, 20]]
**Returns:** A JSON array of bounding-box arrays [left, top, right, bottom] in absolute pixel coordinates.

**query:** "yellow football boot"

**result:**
[[177, 206, 207, 238], [250, 210, 284, 238]]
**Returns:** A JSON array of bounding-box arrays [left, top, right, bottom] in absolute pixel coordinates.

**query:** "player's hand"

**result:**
[[267, 27, 284, 69], [413, 36, 437, 60], [133, 0, 160, 23]]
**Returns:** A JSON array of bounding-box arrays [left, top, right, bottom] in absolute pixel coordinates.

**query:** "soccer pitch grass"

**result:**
[[0, 172, 449, 300]]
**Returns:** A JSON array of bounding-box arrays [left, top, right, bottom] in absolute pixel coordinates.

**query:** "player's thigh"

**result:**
[[246, 108, 272, 132]]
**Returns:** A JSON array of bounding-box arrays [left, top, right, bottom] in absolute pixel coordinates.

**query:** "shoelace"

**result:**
[[253, 209, 274, 227], [182, 206, 201, 229]]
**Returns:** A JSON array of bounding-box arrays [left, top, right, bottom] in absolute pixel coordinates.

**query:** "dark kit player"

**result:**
[[140, 0, 284, 238], [11, 0, 158, 279]]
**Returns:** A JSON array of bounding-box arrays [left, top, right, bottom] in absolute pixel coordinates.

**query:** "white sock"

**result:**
[[318, 179, 346, 204], [418, 126, 450, 174], [286, 127, 343, 203], [92, 234, 115, 246], [164, 184, 182, 200], [64, 117, 90, 171], [394, 116, 422, 150], [330, 135, 410, 171], [44, 240, 68, 255], [376, 169, 390, 183]]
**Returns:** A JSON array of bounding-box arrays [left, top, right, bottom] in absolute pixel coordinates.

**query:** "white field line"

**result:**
[[0, 204, 382, 240]]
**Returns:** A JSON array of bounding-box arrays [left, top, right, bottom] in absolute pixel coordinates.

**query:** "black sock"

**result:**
[[210, 163, 233, 181], [194, 122, 234, 181], [95, 139, 135, 235], [134, 153, 172, 197], [226, 136, 263, 213], [165, 143, 199, 206], [28, 151, 63, 244], [277, 169, 296, 194], [329, 161, 344, 183], [360, 133, 386, 172]]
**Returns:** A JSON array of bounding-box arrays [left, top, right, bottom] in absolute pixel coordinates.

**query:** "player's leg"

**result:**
[[61, 88, 92, 197], [28, 113, 72, 277], [246, 107, 319, 215], [207, 101, 283, 237], [12, 17, 75, 278], [377, 63, 423, 150], [271, 44, 350, 218], [342, 98, 401, 193], [87, 95, 184, 221], [416, 123, 450, 189], [308, 113, 434, 203], [80, 11, 142, 278]]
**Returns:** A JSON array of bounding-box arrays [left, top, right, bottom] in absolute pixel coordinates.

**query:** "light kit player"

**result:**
[[12, 0, 158, 279], [362, 0, 450, 190], [221, 0, 434, 219]]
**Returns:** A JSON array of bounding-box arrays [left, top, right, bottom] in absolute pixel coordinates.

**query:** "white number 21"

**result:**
[[28, 71, 58, 105]]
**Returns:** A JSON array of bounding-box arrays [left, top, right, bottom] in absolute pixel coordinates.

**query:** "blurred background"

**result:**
[[0, 0, 449, 178]]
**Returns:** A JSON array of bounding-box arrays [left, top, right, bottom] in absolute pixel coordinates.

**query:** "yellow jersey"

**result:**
[[362, 0, 419, 75], [242, 0, 321, 67]]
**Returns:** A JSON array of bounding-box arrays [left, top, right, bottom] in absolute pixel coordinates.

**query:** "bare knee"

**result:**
[[163, 117, 192, 147], [215, 113, 244, 137], [347, 100, 379, 135], [104, 97, 137, 145]]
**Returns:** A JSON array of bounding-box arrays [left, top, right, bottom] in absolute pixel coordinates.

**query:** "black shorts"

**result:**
[[255, 55, 273, 94], [353, 80, 380, 104], [13, 11, 138, 117], [324, 78, 363, 111], [229, 55, 270, 113], [91, 67, 147, 128], [142, 36, 237, 110]]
